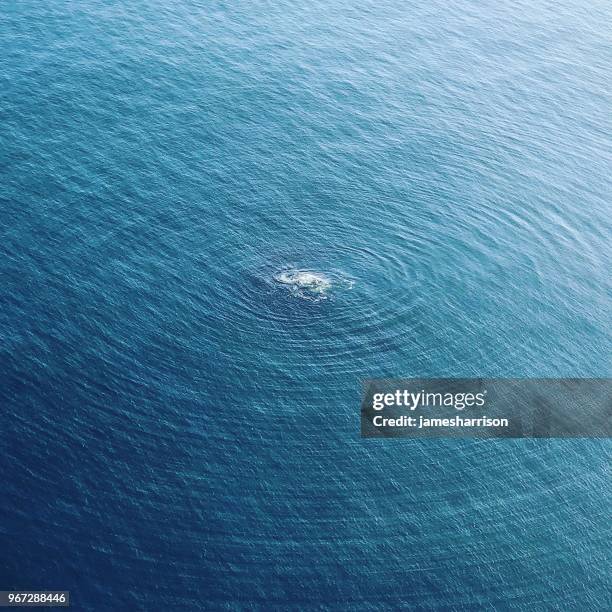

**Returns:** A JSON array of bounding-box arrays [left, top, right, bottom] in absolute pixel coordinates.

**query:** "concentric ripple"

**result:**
[[1, 0, 611, 608]]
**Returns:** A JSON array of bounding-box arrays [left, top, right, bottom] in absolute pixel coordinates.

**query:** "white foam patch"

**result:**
[[274, 269, 335, 300]]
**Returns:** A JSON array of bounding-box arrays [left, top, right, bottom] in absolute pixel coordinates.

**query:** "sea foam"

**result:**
[[275, 269, 333, 299]]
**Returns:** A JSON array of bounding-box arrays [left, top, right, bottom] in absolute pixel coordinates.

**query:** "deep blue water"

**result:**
[[1, 0, 611, 609]]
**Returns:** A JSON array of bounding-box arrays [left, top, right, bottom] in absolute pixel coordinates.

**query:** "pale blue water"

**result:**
[[1, 0, 611, 609]]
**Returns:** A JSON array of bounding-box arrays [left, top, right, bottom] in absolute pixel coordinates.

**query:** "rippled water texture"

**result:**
[[1, 0, 611, 609]]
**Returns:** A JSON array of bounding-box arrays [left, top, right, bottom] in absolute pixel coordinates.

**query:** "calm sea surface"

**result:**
[[1, 0, 611, 609]]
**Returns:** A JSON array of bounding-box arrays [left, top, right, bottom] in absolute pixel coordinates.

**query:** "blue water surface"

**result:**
[[1, 0, 611, 609]]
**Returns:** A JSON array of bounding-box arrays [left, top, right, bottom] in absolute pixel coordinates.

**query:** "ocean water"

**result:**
[[1, 0, 611, 609]]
